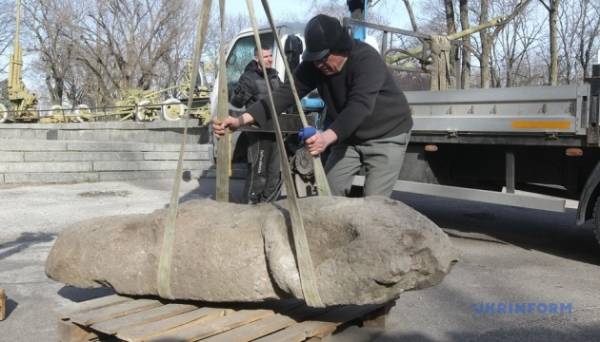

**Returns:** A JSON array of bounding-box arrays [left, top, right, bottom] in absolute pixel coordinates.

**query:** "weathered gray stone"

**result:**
[[46, 196, 458, 306]]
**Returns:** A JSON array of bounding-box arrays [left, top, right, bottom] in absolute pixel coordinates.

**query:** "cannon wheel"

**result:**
[[161, 98, 185, 121], [74, 104, 91, 122], [0, 104, 8, 123], [135, 100, 152, 121]]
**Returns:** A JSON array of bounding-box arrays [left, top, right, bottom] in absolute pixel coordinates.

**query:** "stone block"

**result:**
[[46, 197, 458, 306]]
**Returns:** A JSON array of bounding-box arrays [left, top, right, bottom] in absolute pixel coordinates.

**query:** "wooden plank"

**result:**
[[253, 305, 383, 342], [57, 319, 99, 342], [117, 307, 229, 342], [0, 288, 6, 321], [70, 298, 162, 326], [202, 305, 325, 342], [146, 309, 275, 342], [91, 303, 198, 335], [60, 294, 131, 319]]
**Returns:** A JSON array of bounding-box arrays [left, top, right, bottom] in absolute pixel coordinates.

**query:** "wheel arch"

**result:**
[[577, 161, 600, 225]]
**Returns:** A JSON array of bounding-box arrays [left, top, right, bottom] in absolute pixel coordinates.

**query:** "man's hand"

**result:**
[[305, 129, 338, 156], [212, 116, 240, 138], [211, 113, 255, 138]]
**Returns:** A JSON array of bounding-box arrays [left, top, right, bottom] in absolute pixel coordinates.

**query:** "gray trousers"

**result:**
[[324, 132, 410, 197]]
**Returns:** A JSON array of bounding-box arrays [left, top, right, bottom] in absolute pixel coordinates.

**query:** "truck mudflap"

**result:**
[[577, 161, 600, 225]]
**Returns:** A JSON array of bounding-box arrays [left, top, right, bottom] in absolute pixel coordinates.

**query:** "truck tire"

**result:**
[[594, 196, 600, 246]]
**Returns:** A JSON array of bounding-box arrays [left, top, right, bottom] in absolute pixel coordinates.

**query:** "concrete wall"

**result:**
[[0, 120, 209, 144], [0, 121, 214, 184]]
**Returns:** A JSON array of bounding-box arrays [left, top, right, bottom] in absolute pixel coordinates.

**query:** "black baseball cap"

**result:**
[[302, 14, 353, 62]]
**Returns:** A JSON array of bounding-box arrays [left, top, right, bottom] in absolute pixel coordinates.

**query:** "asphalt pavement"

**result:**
[[1, 178, 599, 341]]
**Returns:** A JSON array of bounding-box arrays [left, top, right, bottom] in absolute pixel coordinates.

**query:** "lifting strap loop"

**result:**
[[245, 0, 324, 308]]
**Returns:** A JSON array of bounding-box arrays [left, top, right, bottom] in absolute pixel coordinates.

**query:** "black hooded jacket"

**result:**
[[230, 60, 281, 108]]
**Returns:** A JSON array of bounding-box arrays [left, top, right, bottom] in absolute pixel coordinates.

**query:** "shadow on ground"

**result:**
[[4, 298, 18, 319], [0, 232, 56, 260], [393, 192, 600, 266], [57, 286, 115, 303]]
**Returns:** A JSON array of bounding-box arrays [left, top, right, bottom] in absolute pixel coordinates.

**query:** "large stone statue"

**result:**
[[46, 196, 458, 306]]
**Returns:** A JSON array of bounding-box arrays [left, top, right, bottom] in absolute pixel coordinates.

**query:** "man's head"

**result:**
[[254, 43, 274, 69], [302, 14, 352, 76]]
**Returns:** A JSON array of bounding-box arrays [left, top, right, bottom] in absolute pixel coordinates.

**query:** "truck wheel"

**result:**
[[593, 196, 600, 245]]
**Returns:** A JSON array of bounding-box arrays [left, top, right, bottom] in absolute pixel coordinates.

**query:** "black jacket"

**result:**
[[247, 40, 413, 144], [230, 60, 281, 108]]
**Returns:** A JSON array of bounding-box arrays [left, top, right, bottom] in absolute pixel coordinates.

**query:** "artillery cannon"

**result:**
[[1, 0, 210, 125], [0, 0, 38, 123]]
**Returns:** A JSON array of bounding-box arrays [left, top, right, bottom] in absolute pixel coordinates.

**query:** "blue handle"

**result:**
[[298, 126, 317, 141]]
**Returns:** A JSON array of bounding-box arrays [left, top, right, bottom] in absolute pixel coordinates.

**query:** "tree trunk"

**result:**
[[444, 0, 457, 35], [479, 0, 491, 88], [459, 0, 470, 89], [402, 0, 419, 32], [549, 0, 560, 85], [444, 0, 457, 88]]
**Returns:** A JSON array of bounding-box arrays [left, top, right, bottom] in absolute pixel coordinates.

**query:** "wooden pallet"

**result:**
[[57, 294, 394, 342]]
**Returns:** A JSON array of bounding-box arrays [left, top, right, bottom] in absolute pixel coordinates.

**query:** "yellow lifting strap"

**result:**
[[157, 0, 213, 299], [215, 0, 232, 202], [245, 0, 325, 308]]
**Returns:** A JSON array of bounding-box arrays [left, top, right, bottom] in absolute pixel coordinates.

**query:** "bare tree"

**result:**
[[492, 0, 543, 87], [23, 0, 84, 105], [0, 0, 16, 75], [459, 0, 471, 88], [402, 0, 419, 32], [444, 0, 457, 35], [537, 0, 560, 84], [203, 10, 252, 83], [575, 0, 600, 79], [476, 0, 532, 88], [74, 0, 195, 105]]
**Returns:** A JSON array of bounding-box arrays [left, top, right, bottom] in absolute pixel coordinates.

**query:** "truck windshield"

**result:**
[[226, 32, 274, 90]]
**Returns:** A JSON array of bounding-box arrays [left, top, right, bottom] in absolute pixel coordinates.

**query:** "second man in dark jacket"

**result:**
[[230, 43, 282, 203]]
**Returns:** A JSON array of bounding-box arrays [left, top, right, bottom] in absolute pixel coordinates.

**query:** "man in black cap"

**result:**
[[230, 43, 282, 204], [213, 14, 412, 198]]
